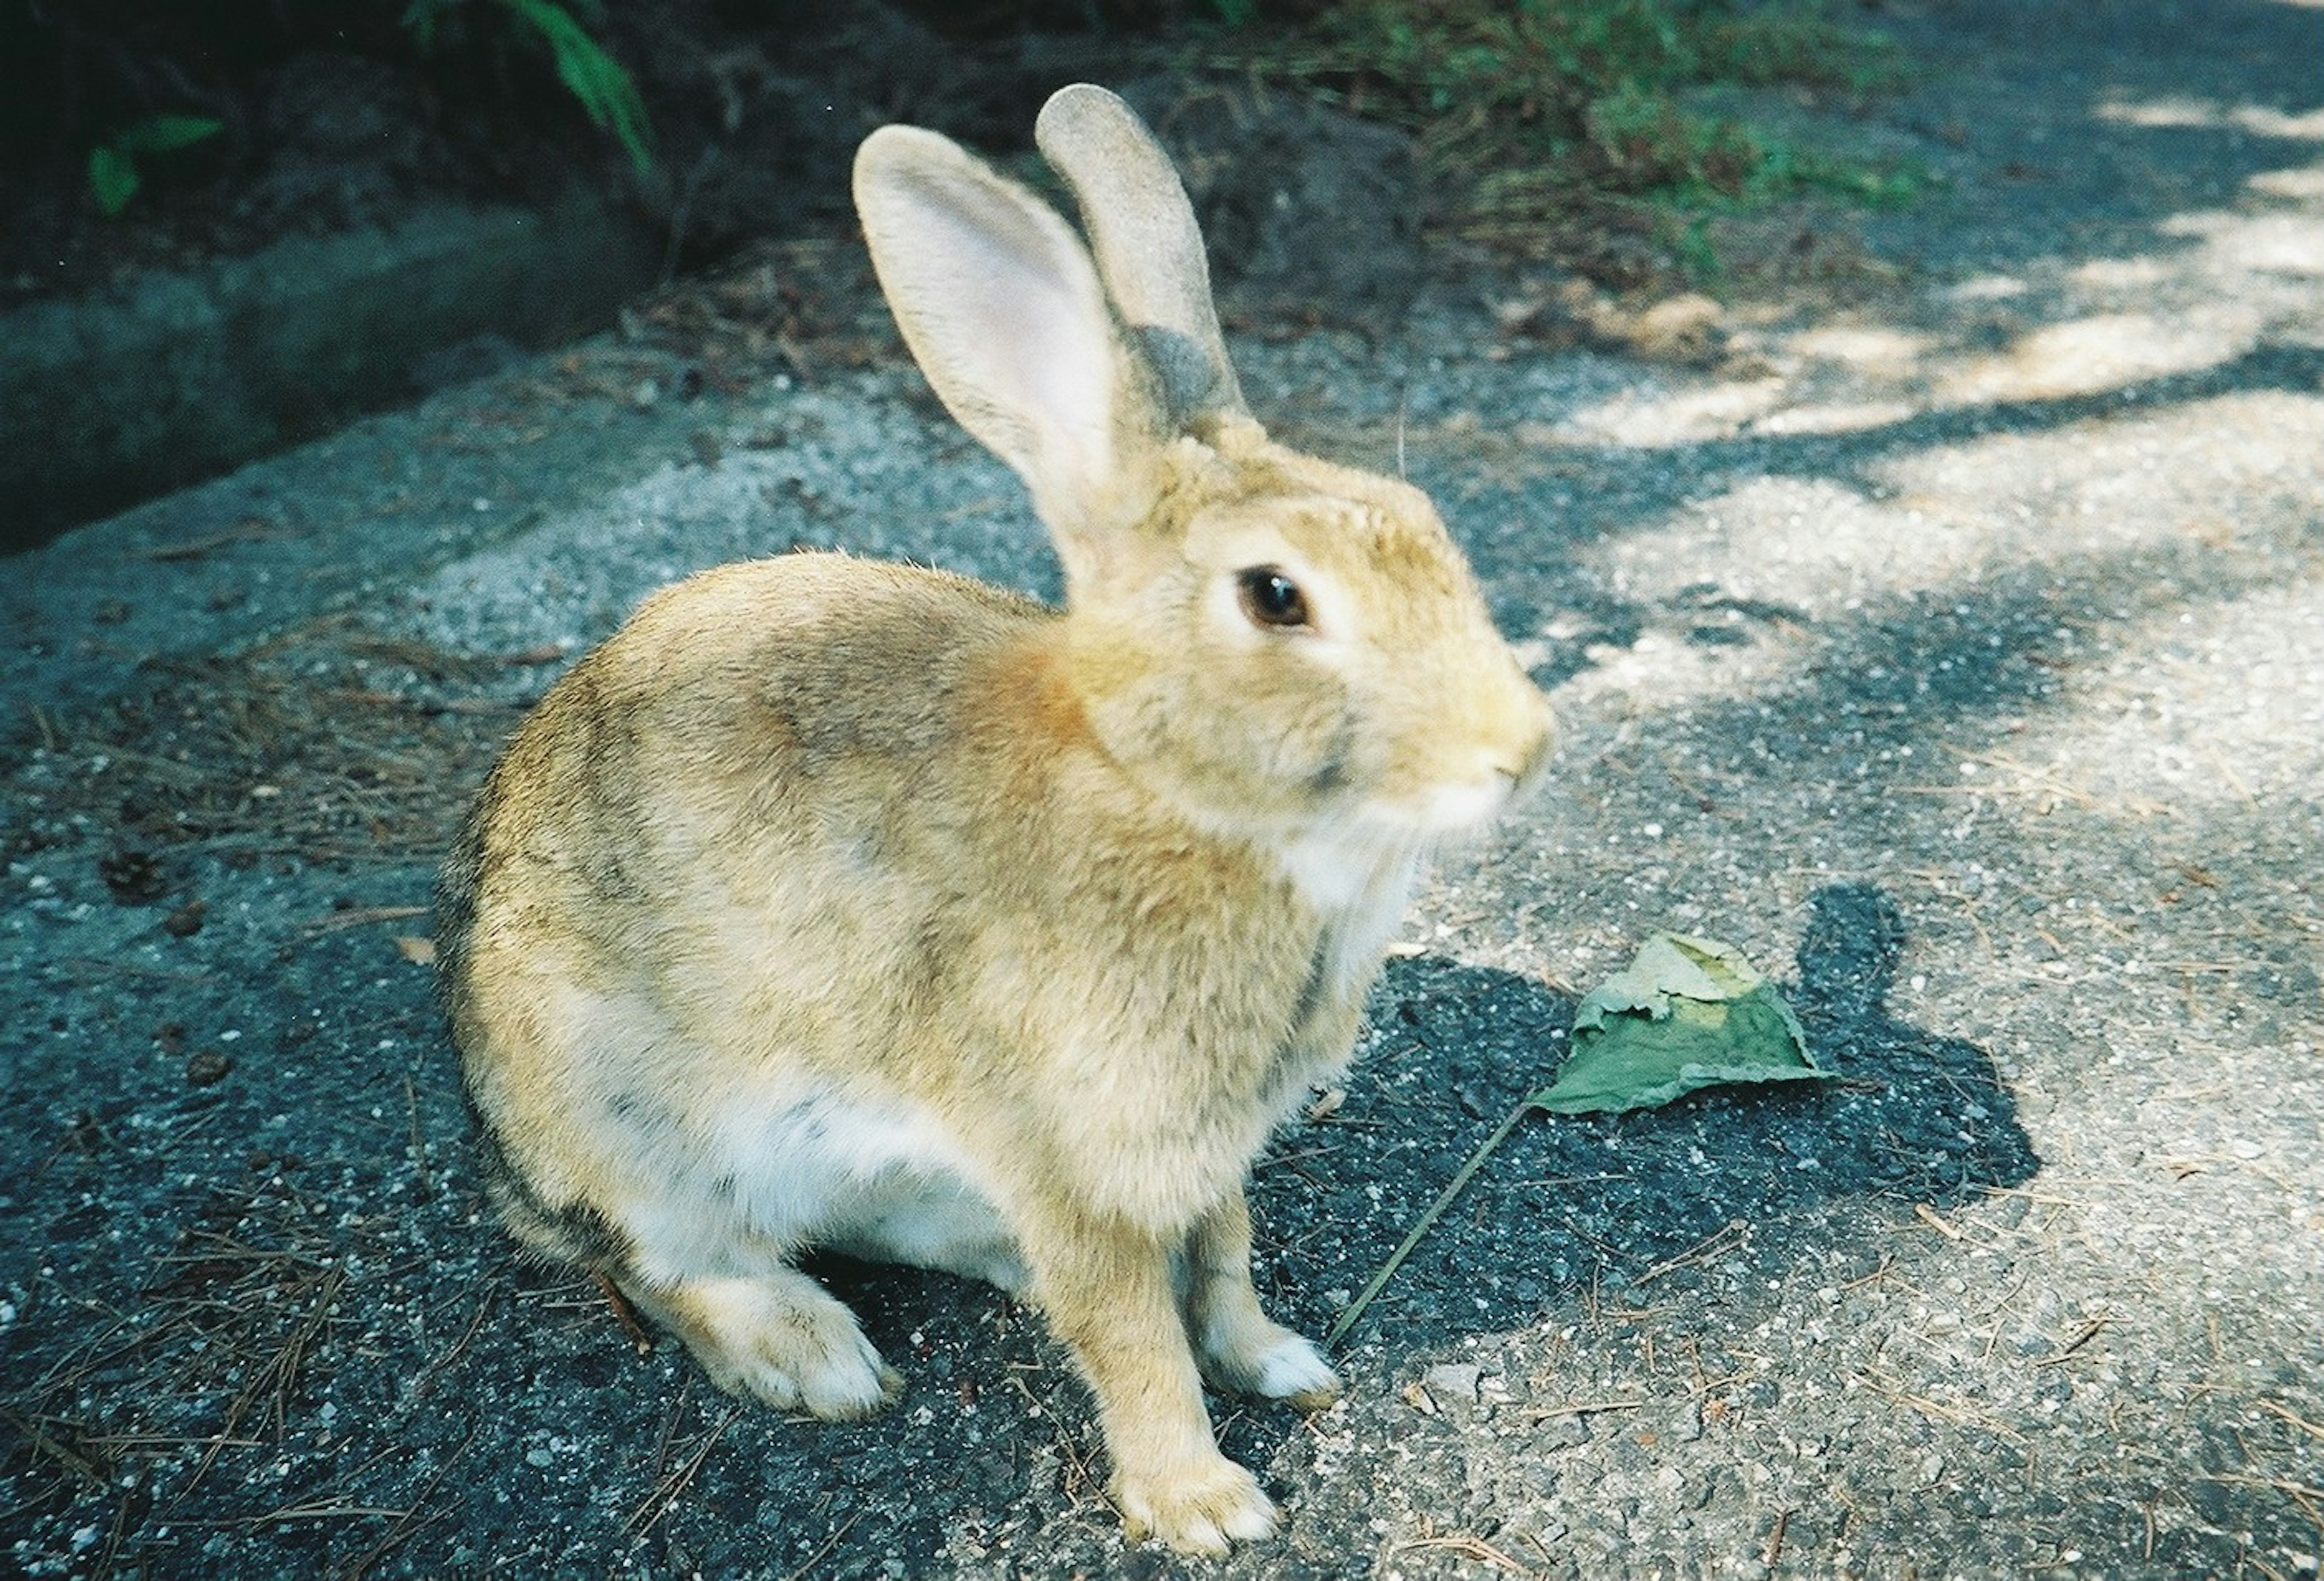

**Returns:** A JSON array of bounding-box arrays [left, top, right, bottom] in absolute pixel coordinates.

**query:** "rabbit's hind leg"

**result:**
[[622, 1267, 903, 1419]]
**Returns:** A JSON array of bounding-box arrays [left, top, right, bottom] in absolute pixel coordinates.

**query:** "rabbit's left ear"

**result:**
[[1036, 84, 1246, 431], [854, 123, 1164, 549]]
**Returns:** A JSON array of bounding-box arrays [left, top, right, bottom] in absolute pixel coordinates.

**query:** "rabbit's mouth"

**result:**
[[1414, 771, 1524, 833], [1403, 720, 1553, 832]]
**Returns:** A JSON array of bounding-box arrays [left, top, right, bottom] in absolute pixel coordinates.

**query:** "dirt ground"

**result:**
[[4, 2, 2321, 1577]]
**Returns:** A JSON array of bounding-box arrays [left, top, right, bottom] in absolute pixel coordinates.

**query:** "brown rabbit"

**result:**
[[436, 83, 1554, 1554]]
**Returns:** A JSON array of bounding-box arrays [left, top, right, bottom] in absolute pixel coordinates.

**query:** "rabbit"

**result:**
[[435, 82, 1554, 1556]]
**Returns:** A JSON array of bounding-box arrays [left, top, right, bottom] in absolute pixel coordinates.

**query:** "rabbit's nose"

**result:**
[[1503, 704, 1556, 791], [1485, 675, 1557, 791]]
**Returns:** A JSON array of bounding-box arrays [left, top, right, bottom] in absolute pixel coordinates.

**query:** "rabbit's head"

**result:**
[[856, 85, 1552, 851]]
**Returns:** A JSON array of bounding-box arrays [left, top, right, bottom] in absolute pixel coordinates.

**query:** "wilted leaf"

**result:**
[[1530, 932, 1832, 1115]]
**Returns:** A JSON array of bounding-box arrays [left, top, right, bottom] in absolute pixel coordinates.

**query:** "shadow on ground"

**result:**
[[1260, 882, 2039, 1347]]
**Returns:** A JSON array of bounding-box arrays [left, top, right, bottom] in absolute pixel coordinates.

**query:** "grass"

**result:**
[[1199, 0, 1926, 277]]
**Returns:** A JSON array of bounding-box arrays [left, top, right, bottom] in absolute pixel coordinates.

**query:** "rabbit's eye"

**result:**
[[1236, 567, 1310, 630]]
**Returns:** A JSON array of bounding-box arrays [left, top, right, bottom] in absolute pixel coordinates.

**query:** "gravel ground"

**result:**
[[5, 2, 2321, 1577]]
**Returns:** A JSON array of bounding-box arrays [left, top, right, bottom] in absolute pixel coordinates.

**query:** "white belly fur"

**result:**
[[621, 1082, 1026, 1294]]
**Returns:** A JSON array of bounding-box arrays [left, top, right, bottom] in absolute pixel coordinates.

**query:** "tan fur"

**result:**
[[438, 86, 1554, 1555]]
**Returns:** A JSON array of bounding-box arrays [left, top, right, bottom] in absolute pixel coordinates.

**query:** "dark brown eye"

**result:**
[[1236, 566, 1310, 630]]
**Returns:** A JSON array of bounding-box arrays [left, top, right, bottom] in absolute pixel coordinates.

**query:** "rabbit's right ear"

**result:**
[[1035, 85, 1246, 430], [855, 125, 1163, 549]]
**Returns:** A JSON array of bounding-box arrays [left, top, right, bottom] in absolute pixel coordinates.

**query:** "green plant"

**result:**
[[403, 0, 654, 174], [1203, 0, 1917, 269], [87, 114, 225, 217]]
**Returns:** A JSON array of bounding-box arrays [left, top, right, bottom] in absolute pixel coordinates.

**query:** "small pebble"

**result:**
[[1423, 1363, 1483, 1404]]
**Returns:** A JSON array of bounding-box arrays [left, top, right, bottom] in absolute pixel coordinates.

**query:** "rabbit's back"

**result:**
[[441, 548, 1324, 1247], [440, 553, 1062, 1216]]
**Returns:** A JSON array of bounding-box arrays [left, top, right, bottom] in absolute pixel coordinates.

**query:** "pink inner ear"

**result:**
[[878, 167, 1122, 525]]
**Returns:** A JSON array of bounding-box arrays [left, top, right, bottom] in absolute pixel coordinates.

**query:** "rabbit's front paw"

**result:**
[[1249, 1331, 1341, 1409], [1114, 1455, 1278, 1555], [1200, 1315, 1344, 1410], [649, 1272, 904, 1420]]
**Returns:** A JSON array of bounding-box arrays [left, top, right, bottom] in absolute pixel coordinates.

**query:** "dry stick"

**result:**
[[402, 1075, 432, 1199], [407, 1288, 496, 1401], [593, 1271, 656, 1354], [625, 1403, 742, 1540], [0, 1403, 108, 1485], [2259, 1399, 2324, 1442], [781, 1510, 865, 1581], [343, 1422, 479, 1581], [1764, 1507, 1793, 1569], [1325, 1096, 1532, 1350], [300, 905, 429, 935]]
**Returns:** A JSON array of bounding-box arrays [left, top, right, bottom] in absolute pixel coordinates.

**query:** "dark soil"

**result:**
[[0, 1, 1324, 312], [2, 0, 1456, 554]]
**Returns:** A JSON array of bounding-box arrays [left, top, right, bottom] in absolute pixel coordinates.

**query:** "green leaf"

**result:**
[[114, 115, 225, 155], [88, 146, 140, 217], [1529, 932, 1834, 1116], [505, 0, 654, 174]]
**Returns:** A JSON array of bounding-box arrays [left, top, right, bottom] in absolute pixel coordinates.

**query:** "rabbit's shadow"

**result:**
[[1248, 882, 2036, 1347]]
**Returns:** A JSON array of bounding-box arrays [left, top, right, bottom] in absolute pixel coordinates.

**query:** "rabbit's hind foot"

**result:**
[[628, 1269, 903, 1419]]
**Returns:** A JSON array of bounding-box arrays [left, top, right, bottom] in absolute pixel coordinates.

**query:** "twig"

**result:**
[[1633, 1219, 1748, 1285], [182, 1265, 344, 1498], [1325, 1096, 1531, 1349], [142, 522, 285, 561], [2032, 1316, 2109, 1367], [1764, 1507, 1792, 1569], [1390, 1531, 1533, 1575], [594, 1271, 656, 1354], [2194, 1472, 2324, 1499], [2259, 1399, 2324, 1442], [1518, 1399, 1642, 1423], [300, 905, 430, 935], [238, 1501, 413, 1522], [404, 1075, 432, 1198], [92, 1471, 141, 1581], [0, 1404, 109, 1485], [408, 1288, 496, 1399], [645, 1384, 691, 1484], [781, 1510, 865, 1581], [1855, 1372, 2028, 1445], [343, 1424, 478, 1581], [1912, 1202, 1965, 1240], [624, 1402, 741, 1539]]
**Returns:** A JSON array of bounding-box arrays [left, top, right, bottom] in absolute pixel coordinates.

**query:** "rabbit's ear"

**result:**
[[1036, 85, 1246, 430], [855, 124, 1161, 542]]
